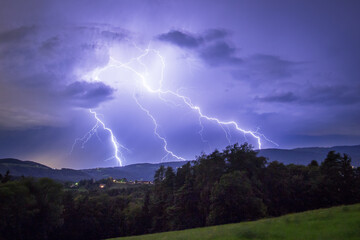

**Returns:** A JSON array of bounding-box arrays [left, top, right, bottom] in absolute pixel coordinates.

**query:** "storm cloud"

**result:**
[[158, 29, 242, 66], [157, 30, 203, 48], [64, 81, 115, 108], [0, 24, 127, 129], [256, 92, 298, 103], [0, 0, 359, 168]]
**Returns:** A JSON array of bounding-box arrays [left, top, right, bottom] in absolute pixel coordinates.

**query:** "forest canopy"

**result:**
[[1, 143, 360, 240]]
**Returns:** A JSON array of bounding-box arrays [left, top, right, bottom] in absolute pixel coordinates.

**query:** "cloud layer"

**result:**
[[158, 29, 242, 66], [0, 0, 359, 168], [0, 24, 127, 129]]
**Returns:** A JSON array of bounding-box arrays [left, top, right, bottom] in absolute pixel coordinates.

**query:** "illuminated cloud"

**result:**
[[158, 29, 241, 66], [64, 81, 115, 108], [0, 1, 359, 168], [157, 30, 203, 48]]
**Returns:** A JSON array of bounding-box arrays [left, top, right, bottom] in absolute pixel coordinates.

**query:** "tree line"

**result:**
[[1, 143, 360, 240]]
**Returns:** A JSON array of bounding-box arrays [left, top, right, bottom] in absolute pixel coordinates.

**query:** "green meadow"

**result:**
[[109, 204, 360, 240]]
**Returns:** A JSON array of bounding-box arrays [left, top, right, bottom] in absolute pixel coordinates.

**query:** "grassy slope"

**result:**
[[109, 204, 360, 240]]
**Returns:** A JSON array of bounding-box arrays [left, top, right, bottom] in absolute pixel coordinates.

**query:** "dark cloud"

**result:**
[[305, 85, 360, 106], [0, 24, 126, 129], [100, 30, 126, 41], [40, 36, 60, 51], [203, 28, 228, 41], [199, 41, 242, 66], [64, 81, 115, 108], [0, 25, 36, 43], [157, 30, 203, 48], [158, 29, 241, 66], [0, 0, 359, 167], [158, 28, 230, 48], [231, 54, 301, 86], [256, 92, 298, 103], [254, 85, 360, 106], [247, 54, 299, 79]]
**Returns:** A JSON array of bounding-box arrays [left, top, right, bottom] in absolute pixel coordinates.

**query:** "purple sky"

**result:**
[[0, 0, 359, 169]]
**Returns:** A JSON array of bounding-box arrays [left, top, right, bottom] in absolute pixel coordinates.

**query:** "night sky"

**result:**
[[0, 0, 359, 169]]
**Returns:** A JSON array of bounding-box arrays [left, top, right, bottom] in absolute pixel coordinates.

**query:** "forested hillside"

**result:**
[[1, 143, 360, 240]]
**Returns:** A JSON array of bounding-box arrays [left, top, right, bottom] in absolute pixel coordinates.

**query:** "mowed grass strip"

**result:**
[[108, 204, 360, 240]]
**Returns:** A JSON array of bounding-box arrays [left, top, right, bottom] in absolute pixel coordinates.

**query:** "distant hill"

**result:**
[[1, 145, 359, 182], [0, 158, 187, 182], [258, 145, 360, 166], [0, 158, 93, 182], [82, 161, 189, 181]]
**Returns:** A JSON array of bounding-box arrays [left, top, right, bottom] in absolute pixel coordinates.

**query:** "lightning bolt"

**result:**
[[107, 50, 266, 149], [72, 42, 277, 166], [71, 109, 128, 166], [89, 109, 128, 166], [133, 93, 186, 162], [70, 121, 100, 154]]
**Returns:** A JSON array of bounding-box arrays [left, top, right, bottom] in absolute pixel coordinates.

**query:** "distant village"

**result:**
[[68, 177, 153, 189]]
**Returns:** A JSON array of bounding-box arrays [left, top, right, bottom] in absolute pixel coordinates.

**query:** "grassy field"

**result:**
[[109, 204, 360, 240]]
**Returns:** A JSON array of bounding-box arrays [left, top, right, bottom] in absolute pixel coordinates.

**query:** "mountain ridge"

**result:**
[[1, 145, 359, 181], [258, 144, 360, 166]]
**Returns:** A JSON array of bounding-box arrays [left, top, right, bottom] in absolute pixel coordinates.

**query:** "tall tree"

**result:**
[[319, 151, 355, 206], [207, 171, 266, 225]]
